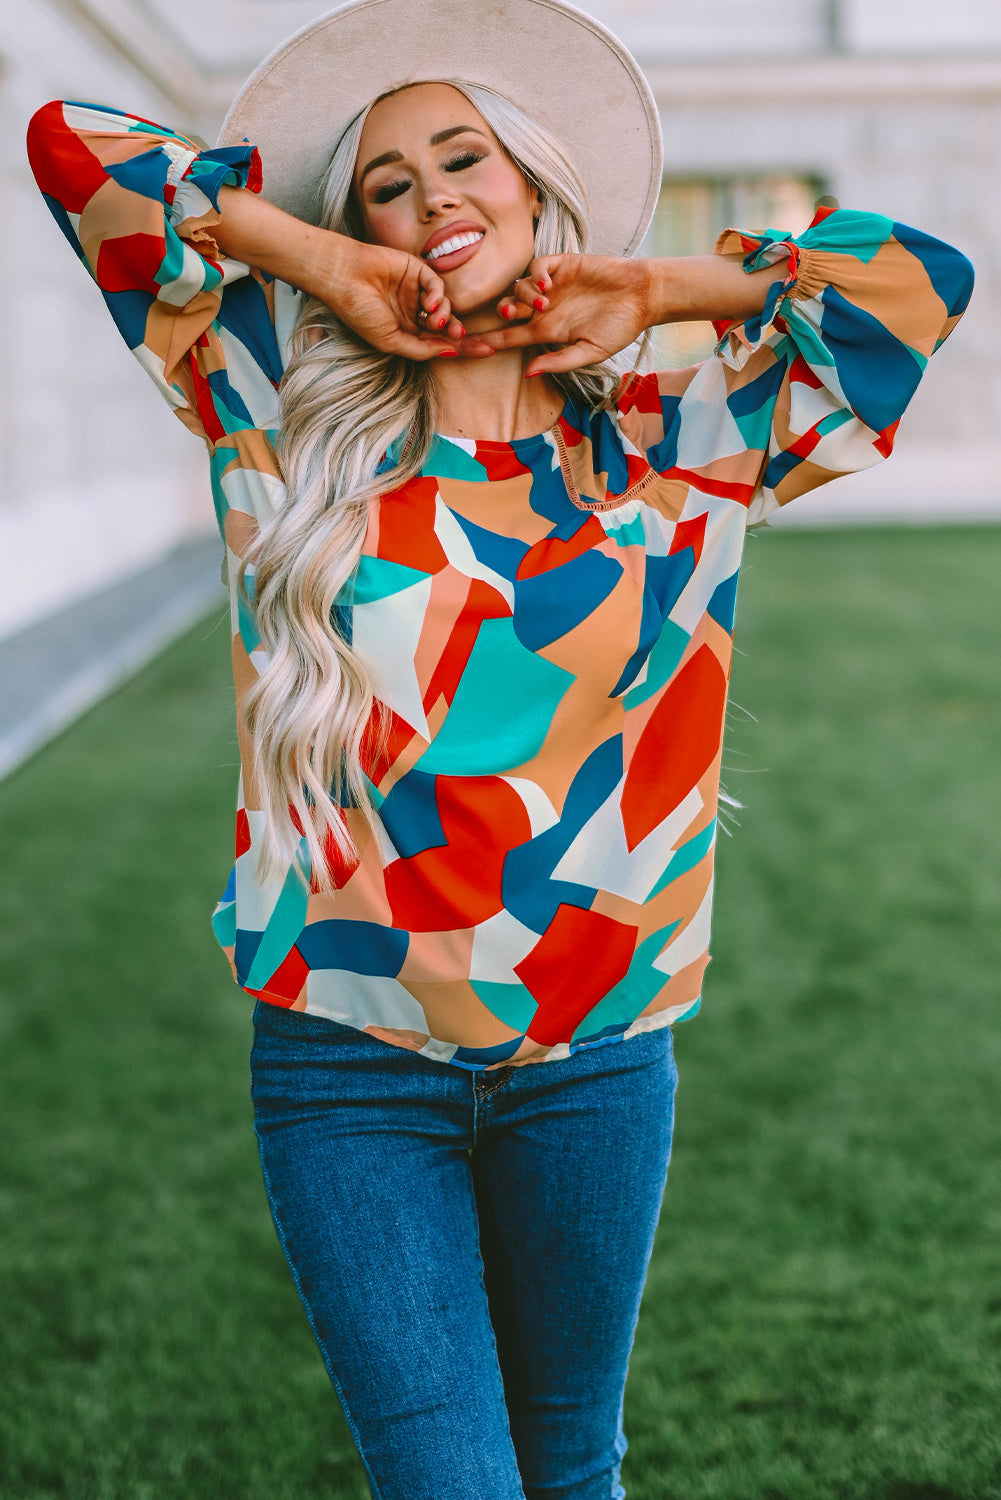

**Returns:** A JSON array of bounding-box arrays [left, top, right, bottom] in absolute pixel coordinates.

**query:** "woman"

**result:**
[[27, 1, 973, 1496]]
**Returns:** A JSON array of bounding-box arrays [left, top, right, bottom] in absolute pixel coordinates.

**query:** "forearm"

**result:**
[[213, 185, 354, 301], [637, 253, 781, 327]]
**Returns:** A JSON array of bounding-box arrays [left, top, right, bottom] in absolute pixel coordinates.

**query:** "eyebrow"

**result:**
[[358, 126, 488, 186]]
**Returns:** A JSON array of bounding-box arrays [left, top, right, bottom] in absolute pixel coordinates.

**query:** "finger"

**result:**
[[387, 332, 462, 362], [497, 296, 535, 323], [512, 274, 549, 313], [525, 340, 606, 377], [454, 336, 496, 358], [466, 321, 552, 352], [526, 255, 562, 296]]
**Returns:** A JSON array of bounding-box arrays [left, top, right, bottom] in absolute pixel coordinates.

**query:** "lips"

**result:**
[[422, 219, 485, 257]]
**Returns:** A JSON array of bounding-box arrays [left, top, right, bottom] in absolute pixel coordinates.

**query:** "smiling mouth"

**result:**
[[423, 230, 485, 267]]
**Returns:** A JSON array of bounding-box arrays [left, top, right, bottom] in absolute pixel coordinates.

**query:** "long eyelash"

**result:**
[[370, 149, 484, 204], [443, 151, 483, 172], [372, 179, 409, 204]]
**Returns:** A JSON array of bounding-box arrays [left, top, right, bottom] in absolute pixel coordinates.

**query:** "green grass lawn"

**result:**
[[1, 526, 999, 1500]]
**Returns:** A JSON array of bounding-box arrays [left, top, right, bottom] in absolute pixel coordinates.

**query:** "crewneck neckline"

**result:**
[[432, 395, 576, 453]]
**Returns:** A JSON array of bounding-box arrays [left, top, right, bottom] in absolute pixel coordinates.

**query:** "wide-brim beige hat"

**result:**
[[218, 0, 663, 257]]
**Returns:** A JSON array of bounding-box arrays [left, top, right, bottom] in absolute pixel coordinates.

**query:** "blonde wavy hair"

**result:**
[[243, 79, 649, 892]]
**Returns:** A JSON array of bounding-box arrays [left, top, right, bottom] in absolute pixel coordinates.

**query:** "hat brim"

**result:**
[[217, 0, 663, 257]]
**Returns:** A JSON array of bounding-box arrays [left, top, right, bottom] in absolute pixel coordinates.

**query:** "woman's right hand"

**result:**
[[321, 236, 476, 361]]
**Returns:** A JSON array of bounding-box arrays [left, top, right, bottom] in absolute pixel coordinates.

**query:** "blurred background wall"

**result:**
[[4, 0, 999, 642]]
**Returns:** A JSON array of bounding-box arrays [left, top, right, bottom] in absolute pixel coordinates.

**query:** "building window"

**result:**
[[640, 173, 828, 368]]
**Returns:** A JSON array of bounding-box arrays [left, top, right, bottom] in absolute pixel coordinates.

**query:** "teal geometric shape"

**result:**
[[243, 840, 311, 990], [623, 620, 689, 710], [416, 615, 573, 775], [648, 817, 717, 900], [604, 511, 646, 549], [346, 555, 430, 604], [471, 980, 537, 1033], [422, 435, 490, 481], [817, 406, 862, 438], [572, 920, 680, 1039], [799, 209, 892, 265], [155, 226, 187, 289], [237, 588, 260, 653], [782, 305, 837, 369], [733, 400, 776, 456], [673, 996, 702, 1024], [212, 900, 236, 947]]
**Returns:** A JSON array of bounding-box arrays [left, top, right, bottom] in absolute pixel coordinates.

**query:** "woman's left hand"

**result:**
[[480, 255, 652, 375]]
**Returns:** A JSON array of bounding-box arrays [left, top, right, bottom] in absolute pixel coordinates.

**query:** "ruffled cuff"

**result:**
[[166, 139, 263, 258], [711, 209, 831, 368]]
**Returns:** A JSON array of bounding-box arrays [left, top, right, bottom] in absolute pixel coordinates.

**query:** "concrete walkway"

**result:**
[[0, 536, 226, 781]]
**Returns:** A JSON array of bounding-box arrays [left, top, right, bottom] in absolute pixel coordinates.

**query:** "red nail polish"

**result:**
[[429, 302, 439, 313], [501, 307, 512, 319], [437, 317, 447, 329], [438, 349, 458, 357], [537, 280, 546, 291], [457, 326, 466, 337], [533, 298, 545, 311]]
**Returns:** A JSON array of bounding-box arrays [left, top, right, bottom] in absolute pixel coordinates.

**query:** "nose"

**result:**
[[419, 171, 461, 221]]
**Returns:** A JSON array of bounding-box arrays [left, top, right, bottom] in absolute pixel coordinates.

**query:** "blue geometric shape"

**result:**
[[891, 222, 975, 319], [216, 275, 285, 387], [707, 569, 739, 633], [106, 146, 170, 201], [379, 770, 446, 859], [819, 285, 924, 433], [295, 921, 409, 976], [513, 549, 621, 651], [234, 928, 264, 986], [761, 447, 804, 492], [102, 287, 154, 350]]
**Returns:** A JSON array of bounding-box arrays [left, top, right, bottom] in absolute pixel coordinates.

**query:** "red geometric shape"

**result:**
[[26, 103, 109, 212], [874, 418, 900, 459], [516, 515, 605, 580], [621, 643, 727, 850], [378, 476, 448, 573], [519, 904, 637, 1046], [384, 775, 532, 931], [235, 807, 251, 858], [249, 945, 309, 1007], [669, 468, 755, 507], [668, 511, 708, 568], [421, 577, 511, 714], [188, 348, 226, 444], [616, 371, 662, 416], [95, 232, 166, 293]]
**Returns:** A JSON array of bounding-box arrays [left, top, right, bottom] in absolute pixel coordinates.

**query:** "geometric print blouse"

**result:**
[[27, 100, 974, 1071]]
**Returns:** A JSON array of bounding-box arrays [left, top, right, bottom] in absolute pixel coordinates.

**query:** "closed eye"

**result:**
[[443, 150, 484, 172], [372, 178, 410, 204]]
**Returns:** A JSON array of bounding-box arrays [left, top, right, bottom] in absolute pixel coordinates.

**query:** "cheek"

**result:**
[[363, 203, 409, 248], [479, 164, 535, 229]]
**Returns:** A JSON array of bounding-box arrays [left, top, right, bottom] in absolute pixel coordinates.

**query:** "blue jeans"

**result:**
[[249, 999, 679, 1500]]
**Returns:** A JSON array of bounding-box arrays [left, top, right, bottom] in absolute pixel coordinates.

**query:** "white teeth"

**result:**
[[425, 231, 484, 262]]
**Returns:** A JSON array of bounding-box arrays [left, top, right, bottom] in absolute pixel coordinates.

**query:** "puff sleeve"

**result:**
[[26, 100, 287, 449], [710, 205, 975, 523]]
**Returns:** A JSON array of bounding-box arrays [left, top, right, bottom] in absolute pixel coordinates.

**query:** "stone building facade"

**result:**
[[4, 0, 998, 639]]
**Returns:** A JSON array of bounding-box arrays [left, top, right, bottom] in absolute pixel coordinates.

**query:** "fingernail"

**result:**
[[438, 349, 458, 357], [537, 280, 546, 290], [526, 369, 542, 377], [437, 317, 447, 329], [429, 302, 439, 313], [457, 325, 466, 336], [501, 307, 512, 319], [533, 298, 545, 311]]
